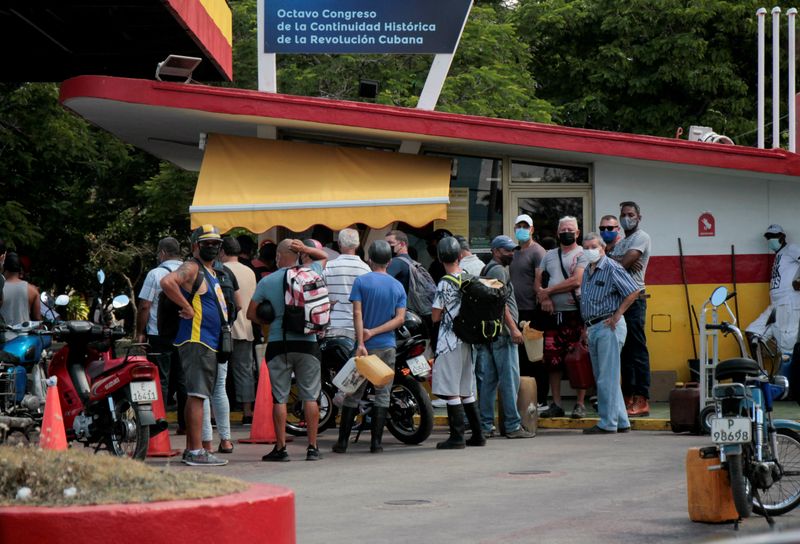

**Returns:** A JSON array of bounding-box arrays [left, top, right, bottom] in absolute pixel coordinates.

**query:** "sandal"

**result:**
[[218, 440, 234, 454]]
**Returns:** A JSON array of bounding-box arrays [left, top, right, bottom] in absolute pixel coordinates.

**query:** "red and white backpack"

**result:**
[[283, 266, 331, 335]]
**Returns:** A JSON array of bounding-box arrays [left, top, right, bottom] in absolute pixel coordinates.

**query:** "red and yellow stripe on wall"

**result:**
[[164, 0, 233, 80], [646, 254, 772, 381]]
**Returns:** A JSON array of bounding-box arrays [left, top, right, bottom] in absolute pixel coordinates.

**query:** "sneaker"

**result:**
[[571, 403, 587, 419], [535, 402, 549, 413], [262, 445, 290, 462], [182, 449, 228, 466], [241, 415, 253, 426], [306, 445, 321, 461], [181, 448, 190, 461], [506, 426, 535, 439], [540, 403, 565, 418]]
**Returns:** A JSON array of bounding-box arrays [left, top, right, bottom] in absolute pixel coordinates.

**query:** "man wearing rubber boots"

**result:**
[[579, 233, 641, 434], [334, 240, 406, 454], [431, 236, 484, 449]]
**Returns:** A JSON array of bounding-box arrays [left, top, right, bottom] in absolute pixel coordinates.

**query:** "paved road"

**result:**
[[148, 425, 800, 543]]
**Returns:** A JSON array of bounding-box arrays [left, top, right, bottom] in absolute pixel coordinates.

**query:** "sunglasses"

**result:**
[[598, 226, 618, 231]]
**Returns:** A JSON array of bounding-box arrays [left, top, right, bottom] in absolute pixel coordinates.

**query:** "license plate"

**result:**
[[129, 381, 158, 403], [407, 355, 430, 377], [711, 417, 751, 444]]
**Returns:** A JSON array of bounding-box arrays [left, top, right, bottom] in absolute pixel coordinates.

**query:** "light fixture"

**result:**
[[155, 55, 202, 83]]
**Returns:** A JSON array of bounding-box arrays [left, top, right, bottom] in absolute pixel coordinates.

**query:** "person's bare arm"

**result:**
[[136, 299, 152, 342], [246, 299, 262, 325], [290, 239, 328, 267], [616, 249, 643, 272], [504, 305, 523, 344], [29, 285, 41, 321], [367, 307, 406, 339], [160, 260, 200, 319], [431, 307, 443, 324], [605, 289, 641, 331], [540, 266, 584, 296], [353, 301, 367, 356]]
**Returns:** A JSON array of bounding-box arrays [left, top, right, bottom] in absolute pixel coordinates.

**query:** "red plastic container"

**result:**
[[669, 382, 700, 434], [565, 343, 595, 389]]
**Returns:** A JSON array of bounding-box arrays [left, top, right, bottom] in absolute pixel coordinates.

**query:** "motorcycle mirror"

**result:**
[[97, 269, 106, 285], [40, 292, 51, 304], [111, 294, 130, 309], [710, 286, 728, 307], [55, 294, 71, 307]]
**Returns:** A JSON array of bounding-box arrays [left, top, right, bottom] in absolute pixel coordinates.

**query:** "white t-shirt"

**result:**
[[459, 254, 485, 277], [770, 243, 800, 305], [323, 254, 371, 338], [138, 259, 182, 335], [433, 273, 464, 355], [225, 260, 257, 341]]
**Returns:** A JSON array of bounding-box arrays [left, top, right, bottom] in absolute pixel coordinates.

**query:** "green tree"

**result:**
[[513, 0, 762, 141]]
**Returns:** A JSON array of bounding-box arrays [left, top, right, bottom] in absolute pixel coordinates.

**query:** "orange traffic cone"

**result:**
[[39, 377, 67, 451], [240, 358, 288, 444], [147, 369, 181, 457]]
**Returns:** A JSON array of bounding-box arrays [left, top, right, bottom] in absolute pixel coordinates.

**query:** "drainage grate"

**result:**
[[508, 470, 551, 476], [384, 499, 432, 506]]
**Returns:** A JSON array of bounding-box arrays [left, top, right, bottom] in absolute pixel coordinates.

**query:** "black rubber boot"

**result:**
[[463, 402, 486, 447], [437, 403, 466, 450], [332, 406, 358, 453], [370, 407, 388, 453]]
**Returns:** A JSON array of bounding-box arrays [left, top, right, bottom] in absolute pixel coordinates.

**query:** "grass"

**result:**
[[0, 445, 246, 507]]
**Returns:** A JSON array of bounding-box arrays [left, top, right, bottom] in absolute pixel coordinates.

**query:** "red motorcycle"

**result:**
[[47, 295, 167, 460]]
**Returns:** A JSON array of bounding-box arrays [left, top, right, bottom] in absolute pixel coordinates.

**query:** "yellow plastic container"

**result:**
[[355, 355, 394, 387], [686, 447, 738, 523]]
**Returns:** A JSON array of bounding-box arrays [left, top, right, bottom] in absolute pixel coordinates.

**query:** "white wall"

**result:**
[[593, 160, 800, 257]]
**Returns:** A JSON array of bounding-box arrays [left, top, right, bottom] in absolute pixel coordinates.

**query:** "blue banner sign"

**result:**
[[265, 0, 472, 54]]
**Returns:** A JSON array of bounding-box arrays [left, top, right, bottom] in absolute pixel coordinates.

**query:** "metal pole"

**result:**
[[758, 8, 767, 149], [773, 6, 782, 148], [789, 8, 798, 153], [257, 0, 277, 93]]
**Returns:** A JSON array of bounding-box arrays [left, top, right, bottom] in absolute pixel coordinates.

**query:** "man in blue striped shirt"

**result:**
[[579, 233, 641, 434]]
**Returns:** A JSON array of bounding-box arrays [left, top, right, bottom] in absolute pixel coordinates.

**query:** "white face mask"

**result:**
[[584, 248, 602, 264]]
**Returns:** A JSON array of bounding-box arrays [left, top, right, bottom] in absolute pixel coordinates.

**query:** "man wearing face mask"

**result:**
[[509, 214, 548, 401], [160, 225, 229, 467], [746, 225, 800, 366], [598, 215, 623, 254], [474, 236, 533, 438], [609, 201, 652, 417], [579, 233, 641, 434], [536, 216, 588, 419]]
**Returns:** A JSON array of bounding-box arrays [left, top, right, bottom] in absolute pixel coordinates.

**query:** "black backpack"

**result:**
[[157, 259, 202, 342], [213, 263, 239, 325], [443, 267, 509, 345], [398, 255, 436, 316]]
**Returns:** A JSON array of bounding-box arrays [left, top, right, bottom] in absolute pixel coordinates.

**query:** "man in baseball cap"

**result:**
[[746, 224, 800, 369]]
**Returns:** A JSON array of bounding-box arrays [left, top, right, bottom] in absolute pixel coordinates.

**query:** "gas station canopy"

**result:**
[[1, 1, 232, 82]]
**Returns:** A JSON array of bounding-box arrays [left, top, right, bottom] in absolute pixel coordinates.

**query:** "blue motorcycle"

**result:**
[[705, 286, 800, 520]]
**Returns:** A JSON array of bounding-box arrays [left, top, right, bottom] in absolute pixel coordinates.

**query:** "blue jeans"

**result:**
[[475, 335, 522, 433], [588, 319, 630, 431], [621, 298, 650, 398], [202, 362, 230, 442]]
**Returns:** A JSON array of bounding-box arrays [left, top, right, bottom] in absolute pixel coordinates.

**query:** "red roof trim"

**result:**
[[162, 1, 232, 80], [60, 75, 800, 176]]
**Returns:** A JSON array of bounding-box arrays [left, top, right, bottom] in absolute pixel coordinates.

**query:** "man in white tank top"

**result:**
[[1, 252, 41, 326]]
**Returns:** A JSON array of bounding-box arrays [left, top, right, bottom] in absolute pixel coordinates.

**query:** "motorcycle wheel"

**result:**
[[698, 405, 716, 435], [728, 452, 754, 518], [386, 375, 433, 445], [106, 390, 150, 460], [754, 428, 800, 516], [285, 380, 337, 437]]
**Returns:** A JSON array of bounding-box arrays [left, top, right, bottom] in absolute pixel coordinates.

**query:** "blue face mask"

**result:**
[[600, 230, 618, 244], [515, 228, 531, 243], [768, 239, 782, 253]]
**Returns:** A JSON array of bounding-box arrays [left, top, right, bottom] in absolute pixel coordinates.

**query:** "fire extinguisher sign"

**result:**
[[698, 212, 715, 237]]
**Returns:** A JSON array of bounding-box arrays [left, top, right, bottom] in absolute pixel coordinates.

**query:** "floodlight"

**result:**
[[155, 55, 202, 83]]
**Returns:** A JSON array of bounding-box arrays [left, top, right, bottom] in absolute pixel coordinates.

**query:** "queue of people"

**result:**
[[127, 202, 661, 466]]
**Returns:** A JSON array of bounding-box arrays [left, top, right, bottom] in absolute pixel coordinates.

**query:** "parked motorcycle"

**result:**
[[46, 293, 167, 460], [285, 310, 435, 445], [0, 294, 65, 443], [703, 286, 800, 520]]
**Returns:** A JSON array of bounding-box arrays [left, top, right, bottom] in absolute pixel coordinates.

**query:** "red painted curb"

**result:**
[[0, 483, 295, 544]]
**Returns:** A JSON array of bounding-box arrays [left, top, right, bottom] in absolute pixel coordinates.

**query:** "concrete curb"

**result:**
[[431, 415, 672, 431], [0, 484, 296, 544]]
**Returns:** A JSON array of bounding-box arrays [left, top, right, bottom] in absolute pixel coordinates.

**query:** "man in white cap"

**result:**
[[746, 224, 800, 367]]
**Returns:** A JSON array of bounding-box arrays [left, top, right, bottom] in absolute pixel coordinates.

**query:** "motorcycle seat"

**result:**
[[86, 358, 107, 380], [715, 357, 761, 381]]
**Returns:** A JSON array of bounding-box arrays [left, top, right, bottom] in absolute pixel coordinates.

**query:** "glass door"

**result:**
[[509, 190, 592, 246]]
